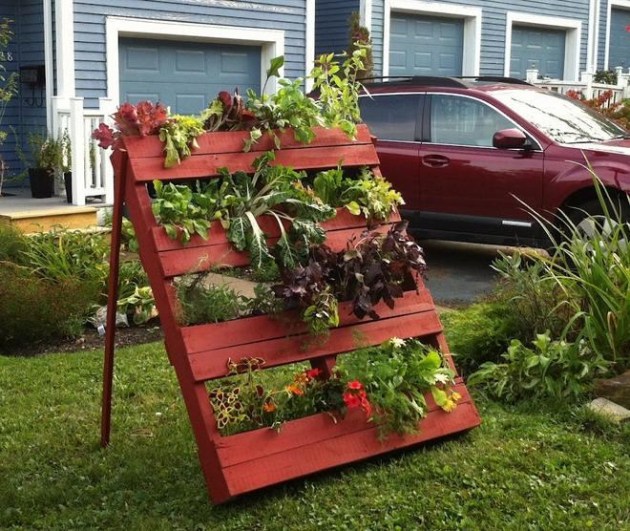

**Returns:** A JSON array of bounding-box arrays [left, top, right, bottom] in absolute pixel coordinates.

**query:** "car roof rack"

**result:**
[[457, 76, 533, 86], [361, 76, 469, 88]]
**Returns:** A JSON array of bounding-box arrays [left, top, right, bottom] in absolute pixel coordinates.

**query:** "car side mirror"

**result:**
[[493, 128, 529, 149]]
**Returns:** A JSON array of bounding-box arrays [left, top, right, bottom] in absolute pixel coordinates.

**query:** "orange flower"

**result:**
[[263, 401, 277, 413], [286, 384, 304, 396]]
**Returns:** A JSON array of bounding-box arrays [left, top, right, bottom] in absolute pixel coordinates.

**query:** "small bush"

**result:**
[[441, 301, 520, 375], [0, 223, 28, 262], [468, 332, 610, 402], [0, 262, 99, 350]]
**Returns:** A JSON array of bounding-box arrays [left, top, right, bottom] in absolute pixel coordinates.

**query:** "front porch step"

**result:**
[[0, 206, 99, 233]]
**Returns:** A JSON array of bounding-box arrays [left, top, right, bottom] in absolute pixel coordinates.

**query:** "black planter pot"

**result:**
[[63, 171, 72, 203], [28, 168, 55, 199]]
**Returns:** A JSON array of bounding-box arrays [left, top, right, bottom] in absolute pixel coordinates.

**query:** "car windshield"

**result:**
[[491, 89, 628, 144]]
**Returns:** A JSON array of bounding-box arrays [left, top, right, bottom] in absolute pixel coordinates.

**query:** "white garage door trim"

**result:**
[[383, 0, 481, 77], [106, 17, 285, 108], [604, 0, 630, 70], [504, 12, 581, 80]]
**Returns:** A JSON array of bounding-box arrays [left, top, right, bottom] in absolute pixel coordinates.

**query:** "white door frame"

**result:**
[[383, 0, 482, 77], [106, 17, 285, 107]]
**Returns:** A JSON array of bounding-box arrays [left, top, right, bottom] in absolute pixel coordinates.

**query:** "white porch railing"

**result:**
[[526, 66, 630, 107], [50, 96, 115, 206]]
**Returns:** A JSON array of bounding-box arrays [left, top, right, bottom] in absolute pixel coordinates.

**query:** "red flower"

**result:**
[[92, 123, 115, 149], [306, 368, 322, 380], [343, 392, 361, 408], [347, 380, 363, 391]]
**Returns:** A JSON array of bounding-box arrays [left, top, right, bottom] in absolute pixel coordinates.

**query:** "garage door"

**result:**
[[119, 38, 261, 114], [510, 26, 565, 80], [610, 8, 630, 70], [389, 14, 463, 76]]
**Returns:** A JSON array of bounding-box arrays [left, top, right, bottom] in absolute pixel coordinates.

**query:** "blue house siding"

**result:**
[[73, 1, 309, 109], [367, 0, 590, 77], [315, 0, 358, 55], [0, 0, 46, 182]]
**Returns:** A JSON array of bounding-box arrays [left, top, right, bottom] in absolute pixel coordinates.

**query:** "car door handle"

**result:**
[[422, 154, 450, 168]]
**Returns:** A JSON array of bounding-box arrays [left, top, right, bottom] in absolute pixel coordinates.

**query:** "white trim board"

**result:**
[[504, 12, 582, 80], [604, 0, 630, 69], [383, 0, 482, 77], [105, 17, 285, 105], [305, 0, 315, 92]]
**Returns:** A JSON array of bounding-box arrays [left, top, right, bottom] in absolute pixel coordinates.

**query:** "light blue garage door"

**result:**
[[119, 38, 261, 114], [610, 8, 630, 70], [389, 14, 464, 76], [510, 26, 565, 80]]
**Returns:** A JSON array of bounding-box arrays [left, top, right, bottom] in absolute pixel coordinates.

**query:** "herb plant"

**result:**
[[313, 167, 404, 223]]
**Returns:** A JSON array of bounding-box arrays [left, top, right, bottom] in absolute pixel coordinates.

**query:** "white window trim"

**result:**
[[55, 0, 76, 99], [360, 0, 373, 31], [105, 17, 285, 106], [504, 12, 582, 81], [604, 0, 630, 70], [383, 0, 481, 77]]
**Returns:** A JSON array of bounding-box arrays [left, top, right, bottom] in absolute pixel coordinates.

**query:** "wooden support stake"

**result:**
[[101, 151, 126, 448]]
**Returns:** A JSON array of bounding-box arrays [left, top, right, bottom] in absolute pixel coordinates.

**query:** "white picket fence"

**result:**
[[526, 66, 630, 106], [50, 97, 115, 206]]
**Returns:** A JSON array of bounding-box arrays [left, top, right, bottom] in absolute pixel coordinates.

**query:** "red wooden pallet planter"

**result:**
[[104, 124, 481, 503]]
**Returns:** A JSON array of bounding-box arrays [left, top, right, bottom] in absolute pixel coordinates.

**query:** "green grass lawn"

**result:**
[[1, 343, 629, 530]]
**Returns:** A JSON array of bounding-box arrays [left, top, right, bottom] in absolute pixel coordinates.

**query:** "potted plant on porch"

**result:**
[[23, 131, 62, 198]]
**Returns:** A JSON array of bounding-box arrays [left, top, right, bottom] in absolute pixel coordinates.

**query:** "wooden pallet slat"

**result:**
[[105, 125, 481, 504]]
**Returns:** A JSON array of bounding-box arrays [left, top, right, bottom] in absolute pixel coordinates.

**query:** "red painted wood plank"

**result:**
[[181, 289, 434, 354], [128, 144, 380, 182], [218, 398, 481, 498], [215, 381, 472, 468], [123, 124, 374, 160], [158, 223, 395, 278], [188, 310, 444, 381], [150, 208, 393, 253]]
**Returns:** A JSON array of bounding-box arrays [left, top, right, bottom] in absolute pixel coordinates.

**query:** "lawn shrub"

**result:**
[[468, 332, 610, 402], [441, 301, 519, 375], [0, 262, 99, 350], [0, 223, 27, 262], [20, 229, 110, 285]]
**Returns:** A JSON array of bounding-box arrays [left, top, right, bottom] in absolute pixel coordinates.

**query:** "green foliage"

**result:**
[[209, 339, 457, 438], [158, 114, 205, 168], [19, 229, 110, 285], [1, 344, 629, 528], [0, 262, 98, 349], [337, 339, 459, 437], [492, 251, 580, 343], [0, 223, 27, 262], [313, 166, 404, 223], [151, 180, 218, 244], [469, 332, 610, 402], [593, 69, 617, 85], [527, 172, 630, 368], [176, 277, 245, 326], [441, 301, 521, 376], [20, 131, 64, 170], [310, 46, 369, 139], [347, 12, 374, 80]]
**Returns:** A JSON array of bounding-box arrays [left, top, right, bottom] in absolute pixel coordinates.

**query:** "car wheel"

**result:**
[[566, 197, 629, 252]]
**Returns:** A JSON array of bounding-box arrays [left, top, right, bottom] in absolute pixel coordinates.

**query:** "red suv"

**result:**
[[359, 77, 630, 246]]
